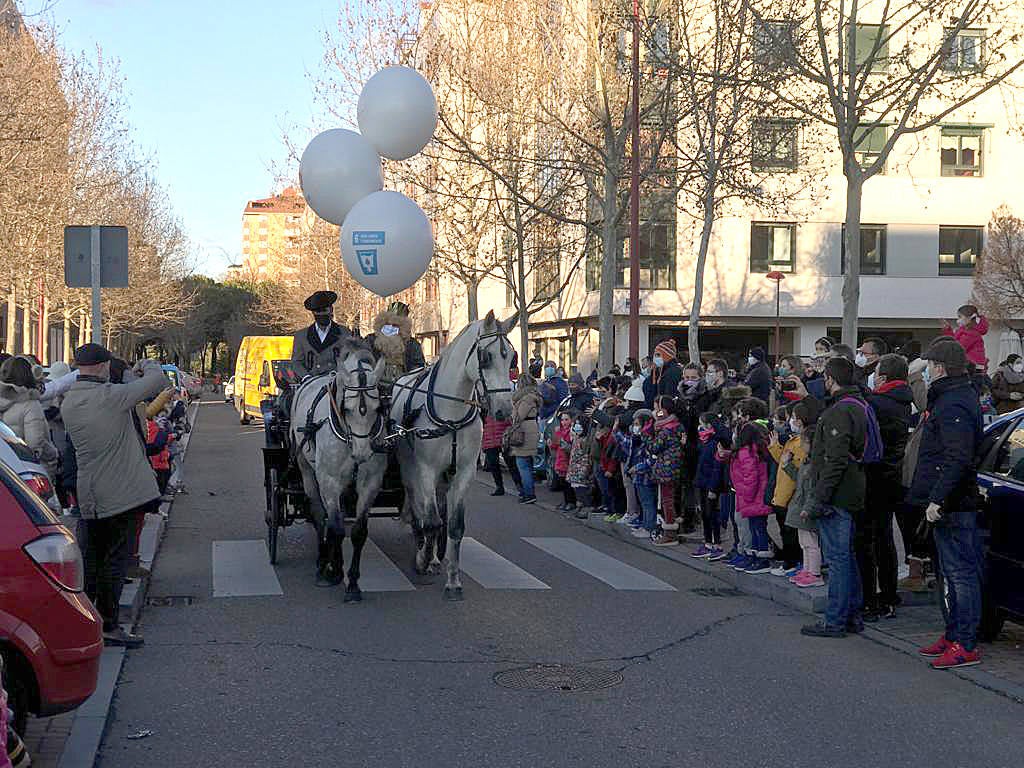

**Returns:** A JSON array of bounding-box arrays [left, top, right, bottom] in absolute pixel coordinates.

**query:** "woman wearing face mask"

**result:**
[[991, 354, 1024, 414]]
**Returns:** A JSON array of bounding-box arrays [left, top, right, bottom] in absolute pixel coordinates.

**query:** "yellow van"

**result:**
[[233, 336, 294, 424]]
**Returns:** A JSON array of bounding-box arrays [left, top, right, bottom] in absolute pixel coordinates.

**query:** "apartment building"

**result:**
[[241, 186, 306, 284]]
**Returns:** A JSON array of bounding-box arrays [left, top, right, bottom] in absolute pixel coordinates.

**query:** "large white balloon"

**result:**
[[340, 191, 434, 297], [299, 129, 383, 226], [357, 67, 438, 161]]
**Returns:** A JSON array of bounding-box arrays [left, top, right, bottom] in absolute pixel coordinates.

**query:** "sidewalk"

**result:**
[[490, 471, 1024, 704], [21, 400, 201, 768]]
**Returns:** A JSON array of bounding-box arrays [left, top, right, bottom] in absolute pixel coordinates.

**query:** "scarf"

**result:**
[[875, 379, 908, 395], [997, 365, 1024, 386], [698, 427, 715, 443], [655, 414, 680, 432]]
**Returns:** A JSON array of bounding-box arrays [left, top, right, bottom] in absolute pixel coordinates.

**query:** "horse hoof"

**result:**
[[443, 586, 464, 601], [344, 589, 362, 603], [315, 571, 344, 588]]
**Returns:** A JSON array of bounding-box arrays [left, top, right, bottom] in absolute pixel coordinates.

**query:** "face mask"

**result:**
[[776, 367, 787, 377], [698, 426, 714, 442], [747, 355, 757, 366], [957, 317, 967, 327], [380, 324, 400, 337], [683, 378, 699, 389], [774, 421, 788, 434], [788, 419, 802, 435], [572, 423, 583, 435], [922, 366, 932, 387], [1013, 363, 1024, 374], [653, 355, 664, 368], [544, 366, 555, 379], [867, 372, 876, 391], [855, 352, 868, 368], [630, 424, 641, 435], [641, 369, 651, 379], [705, 372, 718, 387]]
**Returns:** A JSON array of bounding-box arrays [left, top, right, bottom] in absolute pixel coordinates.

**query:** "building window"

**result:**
[[942, 28, 984, 71], [753, 20, 796, 69], [854, 23, 889, 73], [586, 220, 677, 291], [646, 19, 671, 71], [750, 222, 796, 273], [533, 246, 560, 301], [841, 224, 886, 275], [854, 125, 889, 172], [941, 127, 984, 177], [752, 120, 799, 171], [938, 226, 982, 276]]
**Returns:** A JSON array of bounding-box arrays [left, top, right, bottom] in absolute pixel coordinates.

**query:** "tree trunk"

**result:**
[[21, 288, 31, 357], [689, 184, 717, 365], [514, 200, 529, 365], [466, 278, 480, 323], [841, 174, 864, 347], [62, 309, 71, 363], [598, 165, 618, 373], [5, 284, 15, 353]]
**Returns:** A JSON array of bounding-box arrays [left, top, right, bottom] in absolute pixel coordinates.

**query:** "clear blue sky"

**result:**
[[22, 0, 342, 276]]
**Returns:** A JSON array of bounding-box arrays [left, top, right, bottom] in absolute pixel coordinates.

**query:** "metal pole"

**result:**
[[775, 280, 781, 366], [628, 0, 641, 361], [90, 225, 102, 344]]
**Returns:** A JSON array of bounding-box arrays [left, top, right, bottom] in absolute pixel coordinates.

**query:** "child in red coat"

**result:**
[[550, 412, 574, 510], [942, 303, 989, 371]]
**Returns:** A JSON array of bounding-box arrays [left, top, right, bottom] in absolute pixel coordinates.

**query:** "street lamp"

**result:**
[[766, 271, 786, 366]]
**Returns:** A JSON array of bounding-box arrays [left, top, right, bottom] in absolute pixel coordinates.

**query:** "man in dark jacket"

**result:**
[[801, 357, 867, 638], [860, 353, 913, 619], [744, 347, 772, 403], [290, 291, 355, 378], [566, 372, 596, 413], [909, 339, 984, 669], [537, 361, 568, 420], [651, 339, 683, 400]]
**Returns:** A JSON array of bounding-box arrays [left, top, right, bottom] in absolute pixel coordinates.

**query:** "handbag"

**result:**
[[504, 427, 526, 449]]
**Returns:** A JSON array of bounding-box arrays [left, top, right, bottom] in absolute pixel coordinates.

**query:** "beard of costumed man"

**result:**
[[367, 301, 426, 392]]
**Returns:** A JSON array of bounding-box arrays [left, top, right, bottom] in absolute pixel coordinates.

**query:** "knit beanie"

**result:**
[[655, 339, 676, 361]]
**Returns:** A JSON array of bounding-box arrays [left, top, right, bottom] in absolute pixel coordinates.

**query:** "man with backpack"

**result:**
[[909, 339, 984, 670], [800, 357, 874, 638]]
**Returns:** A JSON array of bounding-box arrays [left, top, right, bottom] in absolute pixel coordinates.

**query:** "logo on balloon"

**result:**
[[353, 231, 386, 246], [356, 249, 379, 276]]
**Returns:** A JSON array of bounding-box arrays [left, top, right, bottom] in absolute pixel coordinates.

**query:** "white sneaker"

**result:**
[[618, 514, 637, 526], [770, 563, 789, 577], [631, 527, 651, 538]]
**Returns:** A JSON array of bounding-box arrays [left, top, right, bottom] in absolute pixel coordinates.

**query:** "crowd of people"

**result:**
[[485, 304, 1002, 670]]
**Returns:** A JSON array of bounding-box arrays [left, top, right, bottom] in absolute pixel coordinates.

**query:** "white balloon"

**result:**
[[340, 191, 434, 297], [357, 67, 438, 161], [299, 129, 383, 226]]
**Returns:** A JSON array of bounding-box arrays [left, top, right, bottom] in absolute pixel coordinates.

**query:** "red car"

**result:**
[[0, 460, 102, 734]]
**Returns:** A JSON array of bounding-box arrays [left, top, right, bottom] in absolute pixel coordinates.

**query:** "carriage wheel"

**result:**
[[267, 468, 282, 565]]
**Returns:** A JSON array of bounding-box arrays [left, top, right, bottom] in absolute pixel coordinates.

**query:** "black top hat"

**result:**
[[304, 290, 338, 312], [74, 342, 112, 365]]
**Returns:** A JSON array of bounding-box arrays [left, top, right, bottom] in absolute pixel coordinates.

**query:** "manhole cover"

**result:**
[[146, 595, 195, 607], [690, 587, 744, 598], [493, 665, 623, 692]]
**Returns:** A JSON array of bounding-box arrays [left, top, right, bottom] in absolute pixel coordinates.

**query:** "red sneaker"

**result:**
[[918, 636, 952, 657], [931, 642, 981, 670]]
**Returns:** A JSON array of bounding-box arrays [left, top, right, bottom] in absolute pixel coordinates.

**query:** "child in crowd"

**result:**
[[721, 398, 767, 566], [768, 404, 803, 576], [646, 396, 684, 547], [595, 419, 623, 522], [613, 412, 643, 527], [625, 409, 657, 538], [692, 411, 728, 559], [146, 414, 173, 496], [730, 422, 773, 573], [566, 414, 594, 519], [482, 411, 514, 496], [551, 412, 575, 511], [785, 398, 825, 587], [942, 303, 989, 371]]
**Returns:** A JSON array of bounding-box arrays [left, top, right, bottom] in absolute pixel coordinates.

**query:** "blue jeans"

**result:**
[[933, 509, 982, 650], [816, 506, 864, 628], [515, 457, 535, 498], [595, 470, 620, 515], [748, 515, 770, 557], [636, 482, 658, 531]]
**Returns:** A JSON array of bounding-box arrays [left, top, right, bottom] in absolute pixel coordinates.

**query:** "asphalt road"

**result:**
[[99, 399, 1024, 768]]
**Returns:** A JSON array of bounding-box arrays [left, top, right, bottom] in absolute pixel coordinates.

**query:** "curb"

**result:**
[[57, 400, 201, 768]]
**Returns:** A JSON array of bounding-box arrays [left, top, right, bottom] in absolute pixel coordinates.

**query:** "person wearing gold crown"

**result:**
[[365, 301, 426, 391]]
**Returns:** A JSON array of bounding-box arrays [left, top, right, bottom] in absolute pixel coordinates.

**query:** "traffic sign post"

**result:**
[[63, 225, 129, 344]]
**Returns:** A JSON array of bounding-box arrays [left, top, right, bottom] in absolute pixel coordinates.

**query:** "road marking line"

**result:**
[[523, 537, 676, 591], [347, 538, 416, 591], [212, 540, 283, 597], [458, 538, 550, 590]]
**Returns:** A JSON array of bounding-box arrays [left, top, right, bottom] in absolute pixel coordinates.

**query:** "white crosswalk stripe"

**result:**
[[458, 537, 550, 590], [212, 540, 284, 597], [523, 537, 677, 591], [346, 538, 416, 592]]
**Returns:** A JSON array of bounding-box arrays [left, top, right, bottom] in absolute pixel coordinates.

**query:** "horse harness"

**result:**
[[296, 363, 385, 452]]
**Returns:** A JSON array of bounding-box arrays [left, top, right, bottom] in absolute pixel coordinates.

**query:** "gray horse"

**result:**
[[390, 311, 516, 600], [290, 338, 387, 602]]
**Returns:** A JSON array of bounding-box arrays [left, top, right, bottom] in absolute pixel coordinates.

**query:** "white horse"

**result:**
[[389, 310, 516, 600], [291, 338, 387, 602]]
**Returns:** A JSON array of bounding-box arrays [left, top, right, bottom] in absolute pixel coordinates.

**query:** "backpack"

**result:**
[[840, 396, 884, 464]]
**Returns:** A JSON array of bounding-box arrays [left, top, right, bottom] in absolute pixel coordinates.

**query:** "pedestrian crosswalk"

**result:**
[[211, 533, 677, 597]]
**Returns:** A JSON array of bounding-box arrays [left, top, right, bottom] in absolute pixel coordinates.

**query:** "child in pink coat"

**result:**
[[942, 303, 989, 371], [550, 413, 574, 510], [730, 422, 773, 573]]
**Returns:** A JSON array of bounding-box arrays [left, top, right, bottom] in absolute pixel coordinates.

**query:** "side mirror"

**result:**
[[258, 373, 269, 389]]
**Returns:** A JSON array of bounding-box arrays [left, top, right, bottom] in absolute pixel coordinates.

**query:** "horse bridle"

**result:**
[[328, 361, 385, 444]]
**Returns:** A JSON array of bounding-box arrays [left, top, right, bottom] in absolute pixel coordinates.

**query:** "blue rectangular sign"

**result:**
[[352, 231, 386, 246], [356, 249, 379, 275]]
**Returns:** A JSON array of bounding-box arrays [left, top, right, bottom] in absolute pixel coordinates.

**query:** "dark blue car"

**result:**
[[964, 408, 1024, 640]]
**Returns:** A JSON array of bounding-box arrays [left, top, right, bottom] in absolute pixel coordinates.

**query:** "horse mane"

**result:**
[[337, 337, 376, 368]]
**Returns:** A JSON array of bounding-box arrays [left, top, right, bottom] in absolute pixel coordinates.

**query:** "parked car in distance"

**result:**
[[223, 375, 235, 403], [0, 420, 59, 513], [0, 459, 102, 734], [940, 408, 1024, 642]]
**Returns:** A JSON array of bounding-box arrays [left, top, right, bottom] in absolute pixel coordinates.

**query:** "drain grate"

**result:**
[[493, 664, 623, 692], [690, 587, 744, 598], [145, 595, 196, 607]]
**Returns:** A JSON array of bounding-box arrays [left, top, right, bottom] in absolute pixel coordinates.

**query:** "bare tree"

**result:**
[[745, 0, 1024, 346], [974, 205, 1024, 339]]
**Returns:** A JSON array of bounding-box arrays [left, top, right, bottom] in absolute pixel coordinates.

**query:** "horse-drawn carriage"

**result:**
[[258, 312, 517, 601]]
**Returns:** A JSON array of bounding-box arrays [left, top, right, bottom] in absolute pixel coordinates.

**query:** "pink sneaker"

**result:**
[[788, 569, 806, 584], [794, 571, 825, 588]]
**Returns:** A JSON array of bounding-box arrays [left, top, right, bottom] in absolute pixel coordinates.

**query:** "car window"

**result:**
[[0, 461, 58, 525], [0, 421, 39, 463], [992, 421, 1024, 483]]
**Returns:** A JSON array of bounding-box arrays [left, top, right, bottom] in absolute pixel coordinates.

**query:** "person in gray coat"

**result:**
[[60, 343, 167, 648], [290, 290, 355, 379]]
